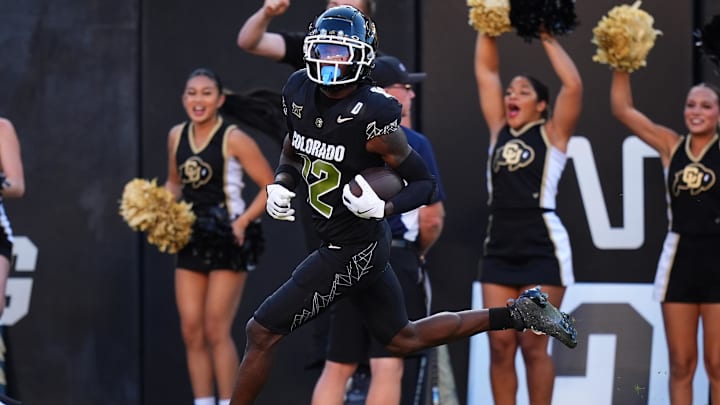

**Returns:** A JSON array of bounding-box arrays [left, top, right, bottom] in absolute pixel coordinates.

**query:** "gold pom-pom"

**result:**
[[119, 178, 196, 254], [119, 178, 166, 231], [591, 1, 662, 72], [145, 199, 195, 254], [468, 0, 512, 37]]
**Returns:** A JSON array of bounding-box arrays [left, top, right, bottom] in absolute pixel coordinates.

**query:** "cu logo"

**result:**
[[0, 236, 37, 326]]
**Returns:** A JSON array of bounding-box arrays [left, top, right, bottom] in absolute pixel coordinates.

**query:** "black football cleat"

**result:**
[[507, 286, 577, 348]]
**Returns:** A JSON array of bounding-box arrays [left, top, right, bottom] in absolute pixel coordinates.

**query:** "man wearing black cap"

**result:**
[[372, 56, 427, 128], [311, 55, 447, 405]]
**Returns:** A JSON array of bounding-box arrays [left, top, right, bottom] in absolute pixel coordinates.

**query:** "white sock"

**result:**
[[194, 397, 215, 405], [218, 400, 230, 405]]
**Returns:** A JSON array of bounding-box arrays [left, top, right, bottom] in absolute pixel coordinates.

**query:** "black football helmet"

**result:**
[[304, 5, 377, 87]]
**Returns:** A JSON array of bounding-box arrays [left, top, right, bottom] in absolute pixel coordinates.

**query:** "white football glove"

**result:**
[[266, 183, 296, 221], [342, 175, 386, 219]]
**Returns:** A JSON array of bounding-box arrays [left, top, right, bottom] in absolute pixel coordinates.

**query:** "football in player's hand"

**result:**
[[349, 167, 404, 200]]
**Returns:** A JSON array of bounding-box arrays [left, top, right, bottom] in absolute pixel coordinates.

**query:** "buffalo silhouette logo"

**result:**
[[493, 139, 535, 172], [672, 162, 716, 196], [180, 157, 213, 189]]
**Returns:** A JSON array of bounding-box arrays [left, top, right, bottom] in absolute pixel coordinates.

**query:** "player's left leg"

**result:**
[[231, 318, 284, 404], [234, 241, 388, 405], [384, 286, 577, 356]]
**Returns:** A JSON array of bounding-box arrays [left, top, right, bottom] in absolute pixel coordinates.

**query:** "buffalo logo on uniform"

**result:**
[[291, 102, 303, 119], [672, 163, 716, 196], [493, 139, 535, 172], [180, 157, 213, 189], [365, 119, 399, 140], [315, 117, 324, 128]]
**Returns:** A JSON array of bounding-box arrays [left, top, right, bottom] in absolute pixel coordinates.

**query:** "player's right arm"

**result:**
[[266, 134, 300, 222], [274, 133, 303, 189], [237, 0, 291, 61], [367, 129, 436, 217]]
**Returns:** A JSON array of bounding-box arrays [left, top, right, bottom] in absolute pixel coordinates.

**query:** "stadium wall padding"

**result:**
[[0, 0, 715, 403]]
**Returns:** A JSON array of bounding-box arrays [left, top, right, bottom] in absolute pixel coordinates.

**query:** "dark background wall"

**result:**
[[0, 1, 142, 404], [0, 0, 717, 404]]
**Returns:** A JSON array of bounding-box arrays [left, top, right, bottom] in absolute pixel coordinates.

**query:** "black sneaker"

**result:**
[[508, 286, 577, 348]]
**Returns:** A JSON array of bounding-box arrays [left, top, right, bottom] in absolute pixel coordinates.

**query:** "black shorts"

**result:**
[[176, 220, 264, 273], [654, 232, 720, 302], [326, 242, 428, 362], [253, 224, 409, 344], [480, 209, 573, 286]]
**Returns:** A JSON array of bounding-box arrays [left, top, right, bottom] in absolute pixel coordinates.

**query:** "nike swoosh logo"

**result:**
[[358, 208, 373, 215], [337, 115, 354, 123]]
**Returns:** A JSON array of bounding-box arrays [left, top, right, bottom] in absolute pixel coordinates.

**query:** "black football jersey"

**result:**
[[667, 134, 720, 235], [488, 120, 567, 210], [282, 70, 402, 244]]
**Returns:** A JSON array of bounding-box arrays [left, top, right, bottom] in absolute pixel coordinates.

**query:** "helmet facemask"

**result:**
[[303, 5, 377, 88], [304, 34, 375, 86]]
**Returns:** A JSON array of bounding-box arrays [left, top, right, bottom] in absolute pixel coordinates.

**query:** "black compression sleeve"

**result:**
[[489, 307, 517, 330], [274, 164, 302, 190], [389, 149, 437, 215], [278, 32, 306, 70]]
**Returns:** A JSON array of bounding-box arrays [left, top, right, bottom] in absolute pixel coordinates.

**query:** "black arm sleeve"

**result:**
[[274, 164, 302, 191], [389, 149, 437, 215], [279, 32, 306, 70]]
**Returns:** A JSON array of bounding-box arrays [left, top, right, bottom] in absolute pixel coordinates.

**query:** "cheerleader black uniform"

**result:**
[[653, 134, 720, 302], [174, 117, 264, 273], [481, 120, 574, 286]]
